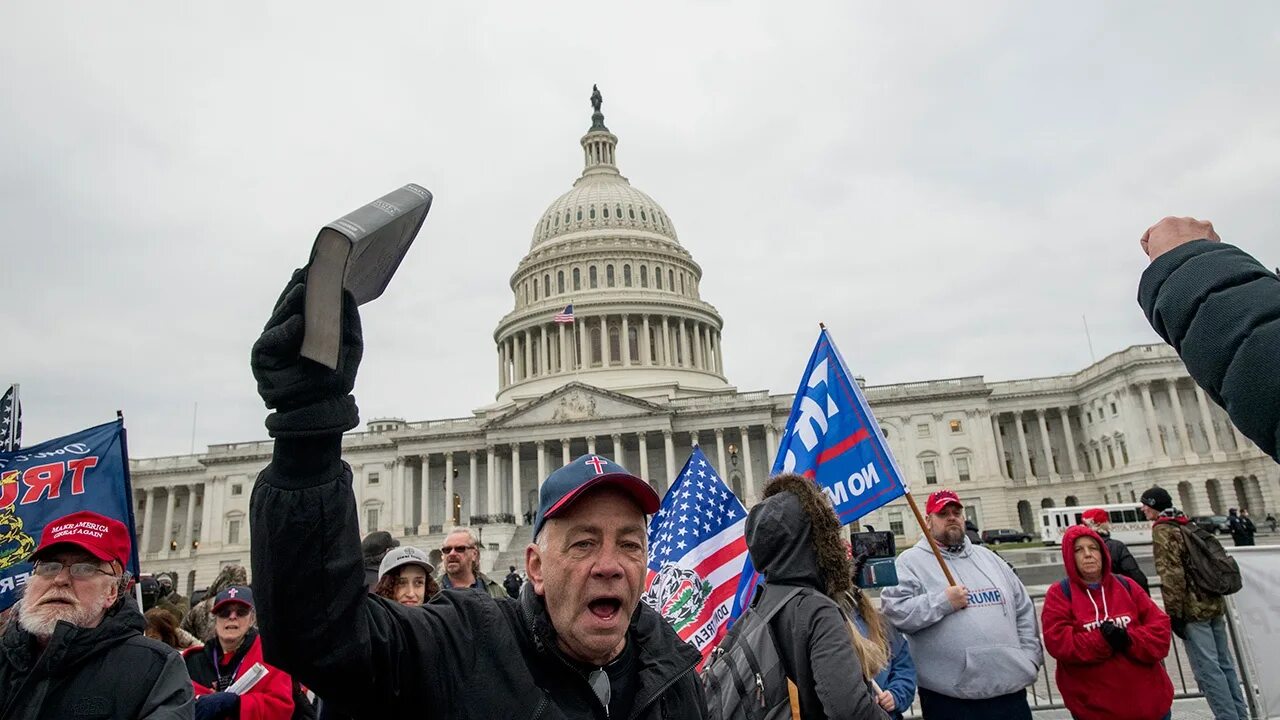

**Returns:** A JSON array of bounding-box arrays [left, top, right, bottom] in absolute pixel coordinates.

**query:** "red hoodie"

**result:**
[[1042, 525, 1173, 720]]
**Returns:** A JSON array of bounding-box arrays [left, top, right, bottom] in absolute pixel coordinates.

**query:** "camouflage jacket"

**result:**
[[1152, 517, 1225, 622]]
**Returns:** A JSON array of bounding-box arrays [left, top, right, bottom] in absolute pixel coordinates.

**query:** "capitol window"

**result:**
[[629, 207, 635, 220], [603, 206, 609, 218], [609, 326, 621, 363], [558, 271, 565, 293], [922, 460, 938, 485], [655, 267, 664, 289], [544, 274, 551, 296], [889, 512, 905, 536], [616, 205, 622, 219], [367, 472, 379, 486], [565, 210, 571, 224], [956, 456, 971, 482], [577, 209, 582, 221], [573, 268, 581, 290], [623, 264, 632, 286], [554, 215, 559, 227], [640, 265, 648, 287], [533, 278, 539, 301], [949, 419, 963, 433], [640, 209, 647, 221], [590, 266, 598, 288], [668, 270, 675, 291], [917, 423, 930, 438], [590, 207, 596, 220], [231, 483, 243, 496], [607, 265, 615, 287]]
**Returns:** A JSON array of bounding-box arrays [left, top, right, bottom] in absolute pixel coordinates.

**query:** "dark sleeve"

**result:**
[[1138, 240, 1280, 460], [250, 434, 472, 717], [1110, 542, 1150, 595], [779, 595, 889, 720]]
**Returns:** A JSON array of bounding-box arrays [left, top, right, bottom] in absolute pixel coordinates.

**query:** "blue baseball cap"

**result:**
[[212, 585, 254, 614], [533, 454, 659, 539]]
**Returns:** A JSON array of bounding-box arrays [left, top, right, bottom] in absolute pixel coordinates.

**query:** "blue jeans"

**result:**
[[1184, 616, 1249, 720]]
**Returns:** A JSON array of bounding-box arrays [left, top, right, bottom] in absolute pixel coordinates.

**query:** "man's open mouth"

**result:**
[[588, 597, 622, 621]]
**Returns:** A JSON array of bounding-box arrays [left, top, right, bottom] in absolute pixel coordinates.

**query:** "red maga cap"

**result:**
[[925, 489, 963, 515], [1082, 508, 1110, 525], [32, 510, 131, 565]]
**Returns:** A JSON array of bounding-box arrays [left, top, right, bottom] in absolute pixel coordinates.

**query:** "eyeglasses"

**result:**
[[440, 544, 475, 555], [214, 606, 251, 619], [33, 561, 114, 580]]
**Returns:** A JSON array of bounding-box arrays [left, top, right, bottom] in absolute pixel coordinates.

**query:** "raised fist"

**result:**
[[1140, 216, 1220, 261]]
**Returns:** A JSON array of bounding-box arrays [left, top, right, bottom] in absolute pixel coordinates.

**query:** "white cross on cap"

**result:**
[[227, 587, 239, 598]]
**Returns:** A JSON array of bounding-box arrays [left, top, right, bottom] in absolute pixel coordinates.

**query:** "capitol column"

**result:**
[[663, 430, 676, 492], [160, 487, 177, 556], [661, 317, 671, 366], [524, 330, 535, 377], [765, 424, 778, 471], [536, 441, 547, 488], [641, 316, 651, 365], [540, 326, 550, 377], [638, 432, 650, 483], [1013, 412, 1035, 482], [692, 324, 704, 369], [557, 323, 567, 373], [486, 446, 498, 517], [182, 484, 198, 556], [578, 317, 589, 369], [1036, 409, 1058, 482], [419, 456, 431, 534], [468, 450, 478, 525], [587, 436, 596, 454], [611, 433, 624, 466], [561, 438, 571, 466], [444, 452, 455, 529], [679, 321, 690, 367], [1059, 407, 1080, 475], [1193, 386, 1223, 455], [498, 342, 506, 388], [715, 428, 728, 477], [511, 444, 523, 525], [621, 316, 632, 366], [1138, 382, 1165, 459], [139, 488, 155, 556], [1166, 380, 1194, 459], [989, 413, 1008, 479], [598, 316, 608, 366], [715, 332, 725, 375], [739, 427, 757, 504]]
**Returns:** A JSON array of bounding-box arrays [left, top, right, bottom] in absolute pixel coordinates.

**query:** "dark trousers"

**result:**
[[918, 687, 1032, 720]]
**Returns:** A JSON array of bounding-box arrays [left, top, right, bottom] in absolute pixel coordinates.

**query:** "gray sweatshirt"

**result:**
[[879, 536, 1043, 700]]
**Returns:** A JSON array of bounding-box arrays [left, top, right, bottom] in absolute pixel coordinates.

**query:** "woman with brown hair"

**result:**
[[371, 545, 439, 607], [745, 472, 890, 719], [144, 606, 201, 650], [840, 559, 916, 720]]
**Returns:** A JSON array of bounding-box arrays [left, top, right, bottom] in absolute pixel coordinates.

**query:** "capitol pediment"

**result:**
[[488, 382, 668, 429]]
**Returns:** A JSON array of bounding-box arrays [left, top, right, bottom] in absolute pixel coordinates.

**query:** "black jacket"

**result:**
[[1099, 532, 1150, 595], [250, 434, 705, 720], [1139, 240, 1280, 461], [0, 598, 193, 720], [745, 490, 888, 720]]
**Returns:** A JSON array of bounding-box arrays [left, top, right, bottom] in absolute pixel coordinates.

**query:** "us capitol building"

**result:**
[[131, 91, 1277, 592]]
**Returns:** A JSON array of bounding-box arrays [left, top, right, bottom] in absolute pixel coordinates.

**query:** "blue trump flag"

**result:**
[[0, 419, 139, 610], [731, 328, 909, 620]]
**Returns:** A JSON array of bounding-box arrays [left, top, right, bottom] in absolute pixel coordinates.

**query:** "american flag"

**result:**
[[553, 304, 575, 324], [1, 385, 20, 453], [641, 445, 748, 666]]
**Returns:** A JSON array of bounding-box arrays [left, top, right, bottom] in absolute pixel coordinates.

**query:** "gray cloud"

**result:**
[[2, 1, 1276, 457]]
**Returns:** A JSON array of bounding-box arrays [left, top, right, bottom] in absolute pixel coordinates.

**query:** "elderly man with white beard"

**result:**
[[0, 510, 194, 719]]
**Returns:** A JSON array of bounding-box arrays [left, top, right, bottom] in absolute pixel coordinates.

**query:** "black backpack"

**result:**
[[1177, 522, 1242, 596], [701, 586, 802, 720]]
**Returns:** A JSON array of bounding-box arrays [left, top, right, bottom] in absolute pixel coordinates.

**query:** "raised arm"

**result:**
[[1138, 217, 1280, 460], [248, 271, 456, 716]]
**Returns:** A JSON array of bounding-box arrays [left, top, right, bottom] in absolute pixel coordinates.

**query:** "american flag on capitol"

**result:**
[[641, 445, 748, 666], [0, 385, 20, 453], [553, 304, 575, 324]]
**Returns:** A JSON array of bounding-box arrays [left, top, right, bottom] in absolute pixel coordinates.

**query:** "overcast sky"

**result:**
[[3, 2, 1277, 458]]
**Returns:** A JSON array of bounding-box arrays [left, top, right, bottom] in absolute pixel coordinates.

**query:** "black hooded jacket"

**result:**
[[0, 598, 193, 720], [250, 434, 705, 720], [745, 488, 889, 720]]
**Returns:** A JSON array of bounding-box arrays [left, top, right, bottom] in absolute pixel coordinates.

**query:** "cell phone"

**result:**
[[856, 558, 899, 589], [851, 530, 896, 560]]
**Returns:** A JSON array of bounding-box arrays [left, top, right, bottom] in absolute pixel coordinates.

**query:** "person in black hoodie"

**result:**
[[1137, 216, 1280, 462], [247, 270, 705, 720], [0, 511, 192, 720], [745, 473, 890, 720]]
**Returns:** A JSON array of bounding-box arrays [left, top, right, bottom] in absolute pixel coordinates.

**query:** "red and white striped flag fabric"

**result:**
[[641, 445, 749, 667], [553, 304, 575, 324]]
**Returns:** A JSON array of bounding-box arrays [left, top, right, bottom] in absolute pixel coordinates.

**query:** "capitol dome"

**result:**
[[492, 87, 731, 405]]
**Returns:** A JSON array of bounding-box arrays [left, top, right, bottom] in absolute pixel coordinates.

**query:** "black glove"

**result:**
[[251, 268, 363, 438], [1170, 618, 1187, 640], [194, 691, 240, 720], [1099, 620, 1132, 653]]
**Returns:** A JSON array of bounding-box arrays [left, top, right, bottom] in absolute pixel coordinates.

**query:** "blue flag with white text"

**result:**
[[732, 328, 909, 619], [0, 420, 139, 610]]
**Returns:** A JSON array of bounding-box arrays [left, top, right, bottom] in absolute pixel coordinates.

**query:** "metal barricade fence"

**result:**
[[895, 581, 1247, 718]]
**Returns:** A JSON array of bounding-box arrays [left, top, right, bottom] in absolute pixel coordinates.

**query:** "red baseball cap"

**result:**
[[1082, 508, 1110, 525], [31, 510, 131, 565], [925, 490, 963, 515]]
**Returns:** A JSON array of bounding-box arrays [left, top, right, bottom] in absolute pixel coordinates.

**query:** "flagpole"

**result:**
[[7, 384, 17, 450], [904, 490, 956, 586]]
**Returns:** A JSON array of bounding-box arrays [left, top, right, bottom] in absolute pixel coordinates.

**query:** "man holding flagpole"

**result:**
[[880, 490, 1042, 720]]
